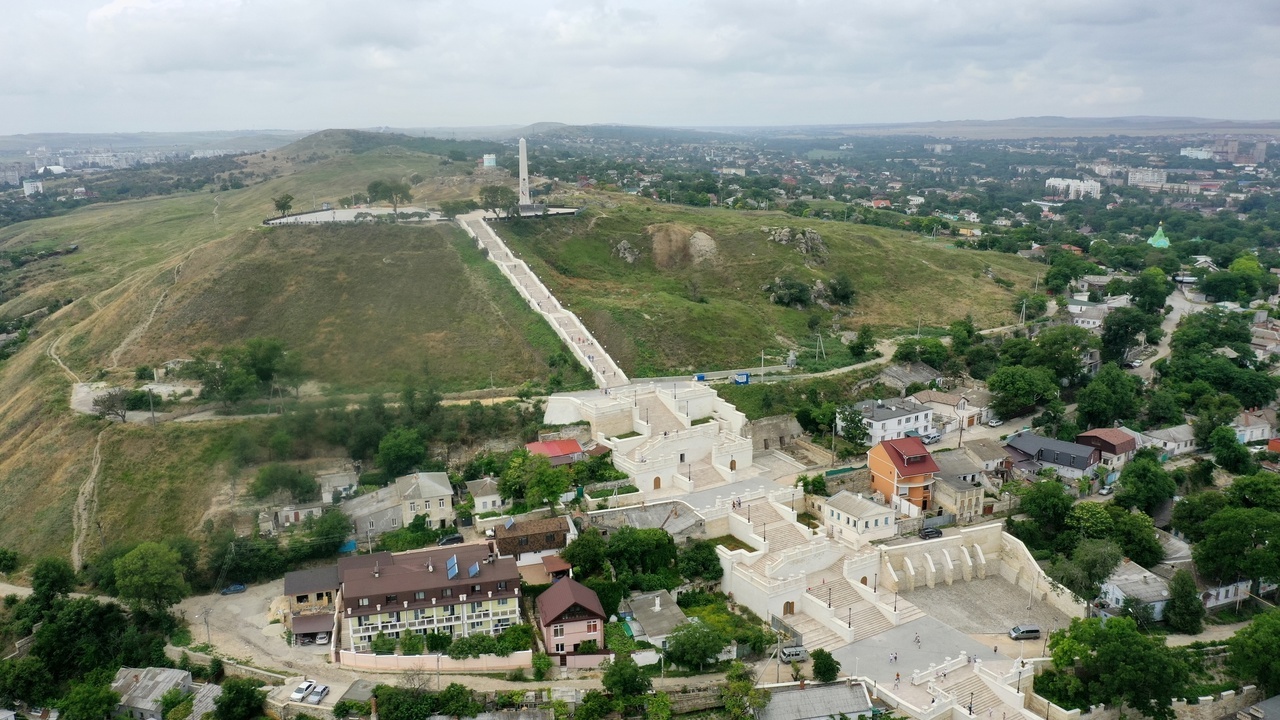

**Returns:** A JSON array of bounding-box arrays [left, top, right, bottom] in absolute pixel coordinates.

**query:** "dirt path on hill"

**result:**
[[70, 430, 105, 570], [108, 251, 193, 370], [47, 332, 81, 383]]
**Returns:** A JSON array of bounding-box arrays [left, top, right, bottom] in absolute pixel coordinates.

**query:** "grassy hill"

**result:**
[[498, 199, 1042, 376]]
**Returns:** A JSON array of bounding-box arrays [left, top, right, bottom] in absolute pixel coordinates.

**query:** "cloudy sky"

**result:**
[[3, 0, 1279, 134]]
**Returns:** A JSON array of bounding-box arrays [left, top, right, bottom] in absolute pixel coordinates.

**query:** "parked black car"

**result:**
[[918, 527, 943, 540]]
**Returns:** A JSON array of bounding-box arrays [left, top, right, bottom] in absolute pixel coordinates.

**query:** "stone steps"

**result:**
[[943, 673, 1005, 716], [782, 611, 844, 652]]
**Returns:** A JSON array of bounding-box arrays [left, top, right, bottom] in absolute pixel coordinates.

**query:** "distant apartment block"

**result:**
[[1045, 177, 1102, 200], [1180, 147, 1213, 160], [1127, 168, 1168, 186]]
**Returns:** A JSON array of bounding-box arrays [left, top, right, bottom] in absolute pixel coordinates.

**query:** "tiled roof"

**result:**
[[465, 476, 501, 498], [1076, 428, 1138, 455], [877, 437, 939, 477], [1005, 431, 1098, 470], [283, 565, 339, 596], [526, 439, 583, 458], [537, 577, 605, 627], [494, 515, 570, 539]]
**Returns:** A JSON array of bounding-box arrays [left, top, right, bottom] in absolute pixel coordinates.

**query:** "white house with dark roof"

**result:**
[[837, 398, 933, 446], [465, 476, 505, 514], [1142, 424, 1196, 460], [111, 668, 192, 720], [1099, 559, 1170, 620]]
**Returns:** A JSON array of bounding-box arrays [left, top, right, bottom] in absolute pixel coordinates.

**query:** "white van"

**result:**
[[922, 431, 942, 445], [780, 645, 809, 662]]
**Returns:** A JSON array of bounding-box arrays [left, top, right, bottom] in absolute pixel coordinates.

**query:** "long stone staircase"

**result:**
[[781, 611, 844, 652], [804, 574, 895, 642], [733, 500, 810, 572], [943, 672, 1006, 716]]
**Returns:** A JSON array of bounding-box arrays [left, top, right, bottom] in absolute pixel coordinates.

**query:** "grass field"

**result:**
[[497, 199, 1042, 376]]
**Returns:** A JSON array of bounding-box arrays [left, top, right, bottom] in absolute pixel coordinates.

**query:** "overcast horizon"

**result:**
[[4, 0, 1279, 136]]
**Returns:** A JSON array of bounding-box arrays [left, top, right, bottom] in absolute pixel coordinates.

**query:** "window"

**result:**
[[414, 591, 426, 601], [443, 588, 452, 597], [359, 597, 370, 606], [499, 598, 509, 606], [472, 585, 481, 593], [390, 517, 399, 528], [295, 595, 308, 604], [519, 537, 529, 546], [471, 621, 484, 629], [367, 519, 375, 530], [546, 533, 555, 543], [316, 592, 326, 602], [471, 601, 482, 612], [554, 643, 565, 653], [386, 595, 398, 604], [438, 498, 446, 508], [553, 625, 565, 638], [498, 581, 508, 590], [587, 620, 598, 633], [409, 501, 417, 512]]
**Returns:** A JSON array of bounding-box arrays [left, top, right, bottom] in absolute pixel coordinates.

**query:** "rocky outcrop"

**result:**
[[612, 239, 640, 264], [761, 226, 828, 262]]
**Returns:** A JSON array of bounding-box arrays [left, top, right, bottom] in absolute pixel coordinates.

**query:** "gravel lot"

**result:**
[[898, 577, 1074, 636]]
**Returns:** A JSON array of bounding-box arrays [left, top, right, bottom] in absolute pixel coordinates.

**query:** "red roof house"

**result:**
[[525, 439, 585, 466]]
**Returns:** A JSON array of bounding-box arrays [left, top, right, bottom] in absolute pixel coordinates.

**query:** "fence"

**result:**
[[163, 645, 287, 684], [338, 649, 533, 672]]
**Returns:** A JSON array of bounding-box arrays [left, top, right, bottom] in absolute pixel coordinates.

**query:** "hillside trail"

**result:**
[[70, 430, 105, 570], [107, 249, 194, 370], [46, 332, 81, 383]]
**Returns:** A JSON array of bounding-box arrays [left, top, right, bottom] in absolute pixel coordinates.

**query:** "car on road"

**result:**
[[987, 417, 1004, 427], [315, 632, 330, 645], [437, 534, 464, 546], [1098, 485, 1115, 496], [918, 527, 943, 540], [1127, 359, 1144, 368], [220, 583, 247, 595], [921, 431, 942, 445], [289, 681, 315, 702], [306, 685, 329, 704]]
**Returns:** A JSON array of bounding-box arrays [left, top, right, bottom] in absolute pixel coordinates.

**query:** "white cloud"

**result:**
[[0, 0, 1276, 133]]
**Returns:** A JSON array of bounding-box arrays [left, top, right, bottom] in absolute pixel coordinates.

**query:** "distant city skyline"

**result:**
[[2, 0, 1278, 135]]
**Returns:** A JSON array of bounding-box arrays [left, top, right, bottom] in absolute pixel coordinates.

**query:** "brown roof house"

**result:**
[[282, 565, 339, 640], [537, 577, 606, 655], [1075, 428, 1140, 485], [494, 516, 574, 562]]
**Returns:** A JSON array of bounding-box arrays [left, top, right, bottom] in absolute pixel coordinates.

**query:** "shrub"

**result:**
[[370, 631, 397, 655], [532, 652, 552, 681]]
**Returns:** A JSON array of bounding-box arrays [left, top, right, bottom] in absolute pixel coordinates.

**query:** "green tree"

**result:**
[[1108, 508, 1165, 567], [1071, 539, 1124, 592], [1143, 390, 1183, 428], [370, 631, 397, 655], [1027, 325, 1095, 386], [31, 556, 76, 605], [1066, 503, 1113, 539], [1171, 492, 1228, 542], [1076, 364, 1141, 429], [1193, 393, 1243, 448], [437, 683, 481, 719], [893, 337, 949, 370], [835, 407, 870, 455], [214, 678, 267, 720], [1048, 617, 1186, 720], [1225, 472, 1280, 511], [561, 528, 608, 578], [722, 662, 770, 720], [1114, 457, 1176, 516], [1192, 507, 1280, 586], [0, 548, 17, 574], [848, 325, 875, 360], [575, 690, 614, 720], [1130, 267, 1174, 315], [677, 540, 723, 582], [0, 656, 55, 707], [664, 621, 727, 671], [367, 179, 413, 214], [1100, 307, 1161, 363], [525, 457, 570, 512], [531, 652, 552, 681], [58, 680, 120, 720], [479, 185, 520, 218], [271, 194, 294, 216], [1210, 425, 1252, 474], [400, 632, 425, 655], [377, 427, 425, 477], [811, 648, 841, 682], [1019, 480, 1075, 533], [114, 542, 190, 614], [647, 692, 672, 720], [601, 654, 651, 709], [1164, 569, 1205, 635], [1227, 608, 1280, 693], [988, 365, 1058, 419]]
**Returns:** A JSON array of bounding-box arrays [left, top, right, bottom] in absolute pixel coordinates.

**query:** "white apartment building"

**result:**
[[1127, 168, 1168, 186], [836, 399, 933, 446], [1045, 177, 1102, 200]]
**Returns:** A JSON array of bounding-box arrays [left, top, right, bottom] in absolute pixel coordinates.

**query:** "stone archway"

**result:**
[[860, 576, 869, 586], [782, 601, 795, 616], [654, 476, 661, 490], [729, 459, 737, 471]]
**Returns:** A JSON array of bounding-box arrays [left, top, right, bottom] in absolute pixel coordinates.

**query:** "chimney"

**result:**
[[655, 594, 661, 612], [428, 558, 434, 572], [373, 561, 380, 578]]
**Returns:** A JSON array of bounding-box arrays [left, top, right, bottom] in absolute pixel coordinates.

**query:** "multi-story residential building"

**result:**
[[909, 389, 991, 432], [837, 399, 933, 446], [343, 471, 455, 539], [1045, 178, 1102, 199], [1075, 428, 1139, 484], [282, 566, 339, 641], [930, 452, 985, 523], [1127, 168, 1168, 186], [868, 438, 939, 516], [337, 543, 521, 652], [536, 577, 607, 655]]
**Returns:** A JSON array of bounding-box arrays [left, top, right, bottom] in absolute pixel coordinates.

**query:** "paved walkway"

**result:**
[[459, 213, 628, 389]]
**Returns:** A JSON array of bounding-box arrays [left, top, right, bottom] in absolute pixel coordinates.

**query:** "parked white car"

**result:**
[[289, 681, 315, 702]]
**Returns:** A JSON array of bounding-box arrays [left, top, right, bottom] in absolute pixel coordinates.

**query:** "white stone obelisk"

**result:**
[[518, 137, 531, 206]]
